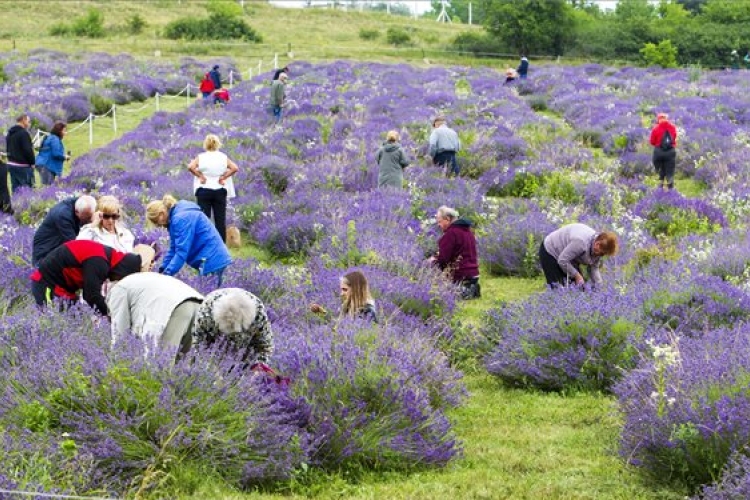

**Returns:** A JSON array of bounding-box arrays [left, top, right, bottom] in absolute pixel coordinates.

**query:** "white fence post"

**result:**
[[229, 70, 234, 89], [186, 85, 191, 105], [247, 68, 252, 80], [258, 60, 262, 75], [274, 53, 278, 69], [156, 92, 160, 112], [112, 105, 117, 134], [88, 114, 94, 145]]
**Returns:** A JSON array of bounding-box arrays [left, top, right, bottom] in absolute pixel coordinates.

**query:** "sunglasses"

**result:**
[[102, 213, 120, 220]]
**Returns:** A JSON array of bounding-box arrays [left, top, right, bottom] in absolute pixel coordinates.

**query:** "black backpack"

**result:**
[[660, 130, 674, 151]]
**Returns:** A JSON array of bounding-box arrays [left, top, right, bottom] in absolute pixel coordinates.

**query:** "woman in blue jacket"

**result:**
[[146, 194, 232, 286], [36, 122, 69, 185]]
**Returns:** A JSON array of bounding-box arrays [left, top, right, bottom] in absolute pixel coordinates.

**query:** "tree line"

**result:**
[[434, 0, 750, 68]]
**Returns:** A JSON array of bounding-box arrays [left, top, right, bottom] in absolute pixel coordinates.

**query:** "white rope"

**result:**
[[158, 84, 192, 98], [0, 489, 117, 500], [66, 117, 91, 133], [116, 100, 152, 113], [90, 106, 114, 119]]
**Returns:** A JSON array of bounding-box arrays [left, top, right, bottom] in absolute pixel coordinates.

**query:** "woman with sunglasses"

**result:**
[[76, 195, 135, 253]]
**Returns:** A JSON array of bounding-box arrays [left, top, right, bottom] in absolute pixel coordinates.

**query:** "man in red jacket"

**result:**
[[649, 112, 678, 190], [30, 240, 152, 316], [430, 205, 481, 299]]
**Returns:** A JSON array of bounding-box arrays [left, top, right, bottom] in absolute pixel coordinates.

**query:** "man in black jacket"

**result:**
[[5, 114, 35, 192], [32, 195, 96, 266]]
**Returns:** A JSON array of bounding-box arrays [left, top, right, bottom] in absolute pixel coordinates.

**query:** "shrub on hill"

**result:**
[[49, 8, 105, 38], [164, 14, 262, 42], [386, 27, 411, 47]]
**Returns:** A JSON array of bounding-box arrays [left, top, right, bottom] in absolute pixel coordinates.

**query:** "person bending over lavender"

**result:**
[[539, 223, 618, 289], [108, 272, 204, 356], [193, 288, 274, 367], [310, 270, 378, 323], [146, 194, 231, 287]]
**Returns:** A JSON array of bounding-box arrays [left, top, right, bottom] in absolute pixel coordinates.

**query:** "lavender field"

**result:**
[[3, 56, 750, 498]]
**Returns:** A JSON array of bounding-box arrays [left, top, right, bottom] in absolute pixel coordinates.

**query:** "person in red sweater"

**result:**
[[430, 205, 481, 299], [30, 240, 153, 315], [649, 112, 678, 190]]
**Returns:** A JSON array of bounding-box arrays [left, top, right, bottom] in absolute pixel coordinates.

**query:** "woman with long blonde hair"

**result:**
[[310, 270, 378, 323]]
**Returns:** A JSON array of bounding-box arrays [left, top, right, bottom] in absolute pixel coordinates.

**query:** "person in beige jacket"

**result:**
[[107, 272, 204, 356]]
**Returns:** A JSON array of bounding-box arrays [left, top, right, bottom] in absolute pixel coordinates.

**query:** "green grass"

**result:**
[[64, 95, 192, 162], [0, 0, 500, 69], [176, 372, 686, 500]]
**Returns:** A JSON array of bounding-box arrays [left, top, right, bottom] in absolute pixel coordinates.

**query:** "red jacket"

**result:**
[[437, 219, 480, 283], [31, 240, 141, 315], [650, 121, 678, 148]]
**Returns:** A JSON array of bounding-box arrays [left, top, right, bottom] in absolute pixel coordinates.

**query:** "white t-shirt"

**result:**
[[76, 224, 135, 253], [193, 150, 236, 198]]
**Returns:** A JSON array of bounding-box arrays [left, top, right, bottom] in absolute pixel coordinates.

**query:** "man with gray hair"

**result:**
[[193, 288, 273, 366], [429, 116, 461, 177], [270, 72, 288, 123], [430, 205, 480, 299], [32, 195, 97, 266]]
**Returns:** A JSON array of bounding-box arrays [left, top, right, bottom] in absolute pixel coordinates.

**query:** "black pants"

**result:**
[[653, 148, 676, 188], [0, 162, 12, 214], [539, 242, 575, 288], [433, 151, 459, 176], [196, 187, 228, 242]]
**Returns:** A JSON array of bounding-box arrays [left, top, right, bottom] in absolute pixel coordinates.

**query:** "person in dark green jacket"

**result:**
[[376, 130, 410, 188], [270, 73, 288, 123]]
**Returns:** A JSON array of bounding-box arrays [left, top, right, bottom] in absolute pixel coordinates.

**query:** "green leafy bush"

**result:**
[[126, 14, 147, 35], [640, 40, 679, 68], [53, 8, 106, 38], [164, 14, 262, 42], [386, 27, 411, 46], [89, 94, 114, 115]]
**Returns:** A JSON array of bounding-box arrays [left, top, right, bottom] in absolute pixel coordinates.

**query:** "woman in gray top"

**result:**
[[539, 223, 619, 288], [376, 130, 410, 188]]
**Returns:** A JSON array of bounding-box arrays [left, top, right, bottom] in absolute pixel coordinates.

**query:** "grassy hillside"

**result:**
[[0, 1, 490, 68]]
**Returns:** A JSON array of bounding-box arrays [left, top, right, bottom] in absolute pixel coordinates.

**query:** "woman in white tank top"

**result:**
[[187, 134, 239, 242]]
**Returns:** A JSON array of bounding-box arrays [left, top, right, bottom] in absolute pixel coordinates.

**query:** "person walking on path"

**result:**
[[35, 121, 70, 185], [187, 134, 239, 242], [517, 56, 529, 79], [649, 112, 678, 190], [539, 223, 618, 289], [31, 240, 152, 316], [146, 194, 232, 287], [430, 206, 480, 299], [270, 73, 288, 123], [32, 195, 96, 267], [5, 114, 35, 192], [107, 272, 204, 357], [377, 130, 410, 188], [429, 116, 461, 177], [209, 65, 222, 90]]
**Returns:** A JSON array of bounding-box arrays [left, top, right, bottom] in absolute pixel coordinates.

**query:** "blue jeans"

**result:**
[[434, 151, 459, 176], [37, 166, 57, 185], [272, 105, 282, 122], [8, 166, 34, 193]]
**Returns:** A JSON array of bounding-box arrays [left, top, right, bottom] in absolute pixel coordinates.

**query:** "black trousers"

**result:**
[[539, 242, 576, 288], [196, 187, 228, 242], [0, 162, 12, 214], [653, 148, 676, 186]]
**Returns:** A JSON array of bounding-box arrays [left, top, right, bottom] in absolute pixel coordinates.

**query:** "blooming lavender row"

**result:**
[[0, 49, 239, 130], [3, 56, 750, 497]]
